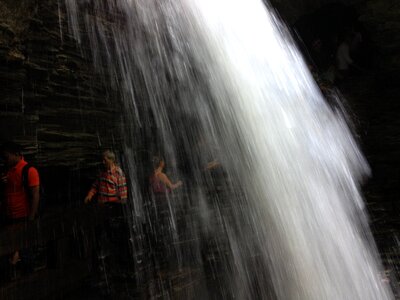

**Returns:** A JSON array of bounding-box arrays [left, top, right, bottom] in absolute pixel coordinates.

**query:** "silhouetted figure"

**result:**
[[336, 32, 360, 81]]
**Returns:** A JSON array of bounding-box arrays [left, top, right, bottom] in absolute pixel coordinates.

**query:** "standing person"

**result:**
[[0, 142, 40, 266], [336, 32, 363, 81], [83, 150, 129, 294], [84, 150, 128, 204], [149, 157, 182, 194], [336, 34, 353, 73], [1, 142, 40, 222], [147, 156, 182, 284]]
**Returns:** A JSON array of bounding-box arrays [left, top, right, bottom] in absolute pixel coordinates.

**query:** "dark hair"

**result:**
[[1, 141, 23, 155], [152, 156, 164, 169]]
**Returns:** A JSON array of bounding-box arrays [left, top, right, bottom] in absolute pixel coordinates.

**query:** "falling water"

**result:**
[[65, 0, 393, 299]]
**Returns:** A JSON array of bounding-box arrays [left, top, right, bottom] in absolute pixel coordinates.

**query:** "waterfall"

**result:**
[[65, 0, 393, 298]]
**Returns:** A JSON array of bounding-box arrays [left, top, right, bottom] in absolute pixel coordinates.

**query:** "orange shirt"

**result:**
[[4, 159, 40, 219]]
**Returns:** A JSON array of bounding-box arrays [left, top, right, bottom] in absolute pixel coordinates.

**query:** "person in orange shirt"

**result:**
[[1, 142, 40, 265]]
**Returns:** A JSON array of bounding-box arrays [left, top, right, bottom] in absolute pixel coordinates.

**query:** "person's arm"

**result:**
[[27, 167, 40, 221], [158, 173, 182, 190], [205, 160, 220, 171], [117, 172, 128, 203], [29, 186, 40, 221], [84, 180, 98, 203], [344, 45, 353, 65]]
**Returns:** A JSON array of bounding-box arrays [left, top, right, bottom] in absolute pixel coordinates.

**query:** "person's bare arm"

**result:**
[[158, 173, 182, 190], [205, 160, 220, 170], [84, 180, 98, 203], [29, 186, 40, 221]]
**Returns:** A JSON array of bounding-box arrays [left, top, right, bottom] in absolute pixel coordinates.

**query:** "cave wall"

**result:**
[[270, 0, 362, 23], [0, 0, 124, 169], [1, 0, 398, 168], [357, 0, 400, 71], [0, 0, 398, 203], [271, 0, 400, 73]]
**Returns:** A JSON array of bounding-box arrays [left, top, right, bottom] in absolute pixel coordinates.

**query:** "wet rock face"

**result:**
[[269, 0, 362, 23], [0, 0, 123, 169], [0, 0, 398, 168], [271, 0, 400, 73], [357, 0, 400, 71]]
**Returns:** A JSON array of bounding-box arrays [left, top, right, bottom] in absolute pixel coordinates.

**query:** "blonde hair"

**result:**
[[103, 150, 116, 162]]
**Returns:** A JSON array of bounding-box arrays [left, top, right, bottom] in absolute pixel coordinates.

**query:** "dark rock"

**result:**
[[0, 22, 15, 43], [0, 0, 124, 170]]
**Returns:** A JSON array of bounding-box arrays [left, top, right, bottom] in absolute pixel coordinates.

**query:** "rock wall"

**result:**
[[270, 0, 400, 73], [0, 0, 124, 169], [0, 0, 398, 204], [1, 0, 398, 167], [357, 0, 400, 71], [269, 0, 362, 23]]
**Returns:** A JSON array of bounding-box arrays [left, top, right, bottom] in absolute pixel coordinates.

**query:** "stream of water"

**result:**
[[65, 0, 393, 298]]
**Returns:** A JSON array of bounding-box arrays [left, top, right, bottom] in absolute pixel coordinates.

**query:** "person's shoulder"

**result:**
[[157, 172, 168, 180], [26, 164, 39, 175], [13, 159, 27, 172], [26, 164, 40, 185], [115, 166, 126, 176], [28, 165, 38, 171]]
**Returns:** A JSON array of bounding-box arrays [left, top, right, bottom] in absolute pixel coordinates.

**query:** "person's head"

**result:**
[[102, 150, 116, 170], [0, 142, 23, 167], [152, 156, 164, 170]]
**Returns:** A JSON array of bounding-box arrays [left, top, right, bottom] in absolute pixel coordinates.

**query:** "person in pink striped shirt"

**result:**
[[84, 150, 128, 204]]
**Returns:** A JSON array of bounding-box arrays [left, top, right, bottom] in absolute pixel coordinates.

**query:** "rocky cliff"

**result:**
[[1, 0, 398, 168], [0, 0, 123, 169], [271, 0, 400, 73], [357, 0, 400, 71]]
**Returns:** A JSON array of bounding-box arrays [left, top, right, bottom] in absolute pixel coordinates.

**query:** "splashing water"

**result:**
[[65, 0, 394, 299]]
